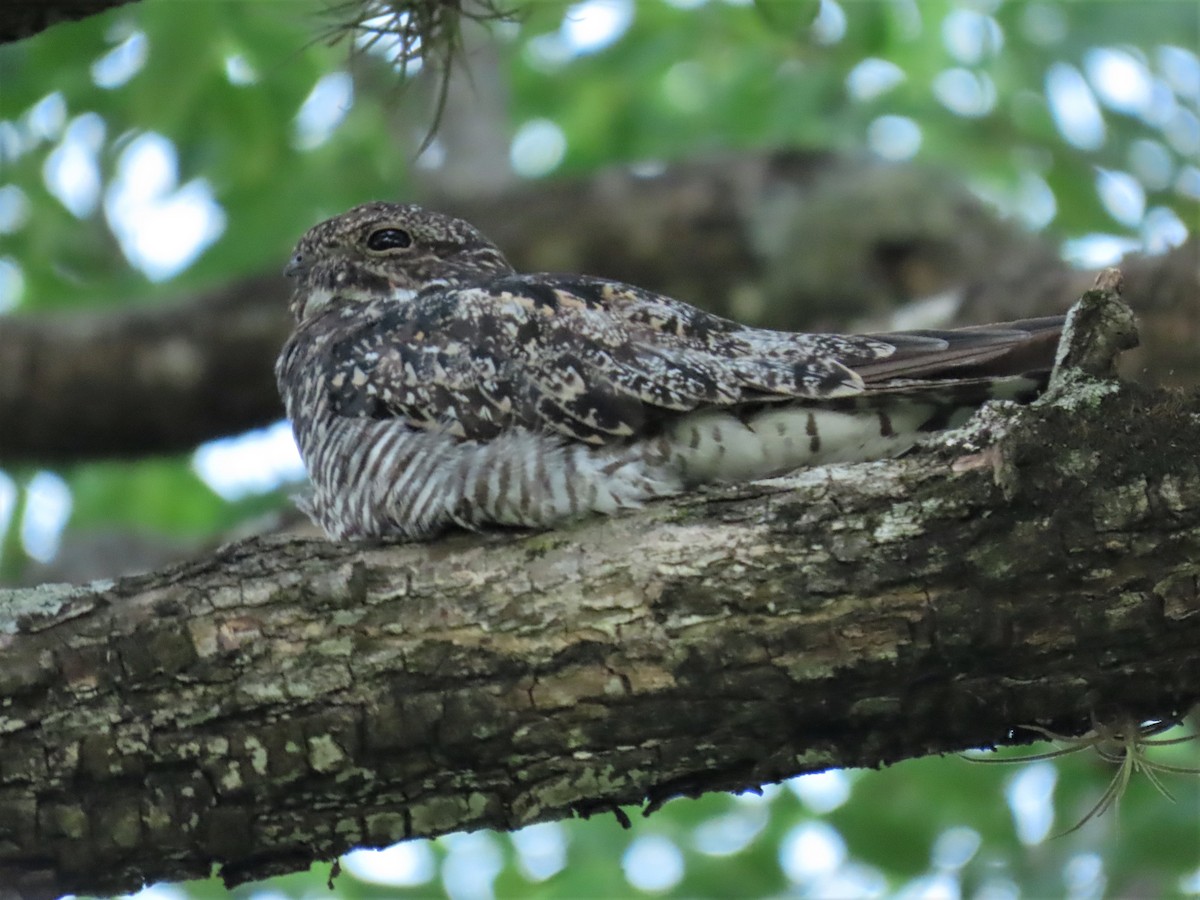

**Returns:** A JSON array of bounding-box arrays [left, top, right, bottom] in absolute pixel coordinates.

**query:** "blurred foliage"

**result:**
[[2, 0, 1198, 896], [67, 458, 287, 534]]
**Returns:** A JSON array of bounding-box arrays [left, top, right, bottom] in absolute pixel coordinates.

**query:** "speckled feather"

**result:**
[[318, 275, 902, 445], [277, 202, 1063, 539]]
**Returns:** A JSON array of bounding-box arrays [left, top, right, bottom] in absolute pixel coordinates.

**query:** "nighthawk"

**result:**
[[277, 201, 1063, 540]]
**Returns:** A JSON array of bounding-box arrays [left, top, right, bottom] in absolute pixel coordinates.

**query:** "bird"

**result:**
[[276, 201, 1064, 540]]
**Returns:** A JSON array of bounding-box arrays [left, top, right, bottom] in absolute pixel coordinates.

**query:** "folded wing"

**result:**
[[321, 274, 1063, 444]]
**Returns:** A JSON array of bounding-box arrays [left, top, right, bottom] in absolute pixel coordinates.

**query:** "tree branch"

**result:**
[[0, 0, 134, 44], [1, 289, 1198, 899], [5, 153, 1196, 465], [0, 276, 292, 463]]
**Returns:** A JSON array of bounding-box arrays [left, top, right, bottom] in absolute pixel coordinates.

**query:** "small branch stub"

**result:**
[[1050, 267, 1140, 386]]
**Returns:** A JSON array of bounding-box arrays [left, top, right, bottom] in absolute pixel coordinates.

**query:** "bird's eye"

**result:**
[[366, 227, 413, 252]]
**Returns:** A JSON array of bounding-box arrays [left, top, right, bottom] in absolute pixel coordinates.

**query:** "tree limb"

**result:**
[[4, 154, 1196, 465], [0, 0, 134, 44], [0, 276, 292, 463], [1, 289, 1198, 899]]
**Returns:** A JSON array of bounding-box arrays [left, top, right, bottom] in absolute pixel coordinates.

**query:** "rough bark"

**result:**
[[4, 153, 1196, 465], [0, 289, 1198, 899]]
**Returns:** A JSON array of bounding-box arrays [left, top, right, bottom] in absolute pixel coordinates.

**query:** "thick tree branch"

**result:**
[[0, 276, 291, 463], [1, 290, 1198, 899], [4, 154, 1196, 464]]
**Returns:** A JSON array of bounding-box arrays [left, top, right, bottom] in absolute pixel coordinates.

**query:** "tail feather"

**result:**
[[659, 313, 1065, 487], [855, 316, 1063, 383]]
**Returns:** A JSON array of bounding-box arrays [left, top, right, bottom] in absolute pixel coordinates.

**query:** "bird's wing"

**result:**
[[319, 275, 892, 444], [321, 275, 1063, 444], [319, 288, 517, 439]]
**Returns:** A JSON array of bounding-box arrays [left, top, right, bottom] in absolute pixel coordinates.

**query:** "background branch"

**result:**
[[0, 275, 289, 463], [0, 0, 134, 44]]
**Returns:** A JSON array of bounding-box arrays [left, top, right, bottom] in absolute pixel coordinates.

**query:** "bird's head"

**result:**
[[283, 201, 515, 321]]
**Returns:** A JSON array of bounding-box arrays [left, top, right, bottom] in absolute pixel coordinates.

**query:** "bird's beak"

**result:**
[[284, 253, 306, 278]]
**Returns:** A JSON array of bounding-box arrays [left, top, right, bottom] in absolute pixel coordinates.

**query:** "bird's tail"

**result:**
[[854, 316, 1064, 383], [664, 316, 1064, 484]]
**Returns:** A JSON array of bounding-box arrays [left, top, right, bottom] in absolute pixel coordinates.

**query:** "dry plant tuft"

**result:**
[[317, 0, 518, 151], [964, 714, 1200, 837]]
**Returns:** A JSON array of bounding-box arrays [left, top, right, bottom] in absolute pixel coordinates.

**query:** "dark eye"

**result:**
[[366, 228, 413, 251]]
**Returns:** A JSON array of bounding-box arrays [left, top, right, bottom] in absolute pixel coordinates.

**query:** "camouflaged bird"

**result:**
[[277, 201, 1063, 540]]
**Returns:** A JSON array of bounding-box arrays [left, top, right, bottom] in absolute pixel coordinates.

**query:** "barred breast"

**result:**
[[277, 335, 681, 538]]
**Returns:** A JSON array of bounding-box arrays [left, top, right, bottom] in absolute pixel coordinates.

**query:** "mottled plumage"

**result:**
[[277, 202, 1063, 539]]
